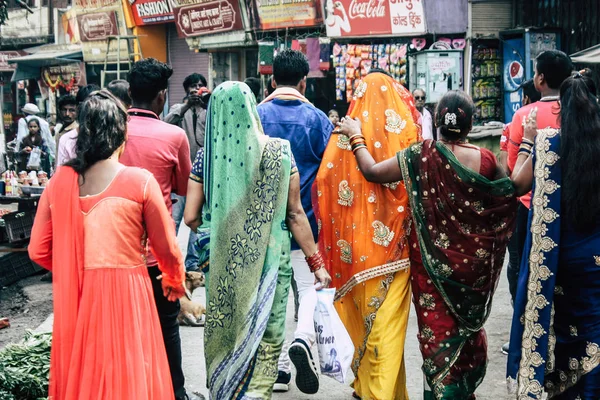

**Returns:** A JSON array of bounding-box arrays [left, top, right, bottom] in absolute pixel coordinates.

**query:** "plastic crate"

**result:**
[[1, 211, 35, 243], [0, 252, 43, 287]]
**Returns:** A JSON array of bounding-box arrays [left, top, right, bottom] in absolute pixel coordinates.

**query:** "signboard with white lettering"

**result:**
[[174, 0, 243, 37], [129, 0, 176, 25], [74, 0, 129, 62], [324, 0, 425, 37], [0, 51, 26, 72], [77, 11, 119, 42]]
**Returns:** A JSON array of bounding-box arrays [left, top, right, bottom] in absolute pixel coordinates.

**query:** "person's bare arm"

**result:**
[[336, 117, 403, 183], [184, 179, 204, 232], [286, 173, 331, 288], [499, 150, 509, 175], [511, 108, 537, 196]]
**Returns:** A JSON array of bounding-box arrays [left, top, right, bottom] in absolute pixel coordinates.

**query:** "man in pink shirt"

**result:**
[[120, 58, 195, 400], [502, 50, 572, 355]]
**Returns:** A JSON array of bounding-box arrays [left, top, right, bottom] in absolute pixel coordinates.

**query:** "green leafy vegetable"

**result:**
[[0, 331, 51, 400]]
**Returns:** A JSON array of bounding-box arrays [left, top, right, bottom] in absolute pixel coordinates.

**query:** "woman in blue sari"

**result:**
[[508, 74, 600, 399]]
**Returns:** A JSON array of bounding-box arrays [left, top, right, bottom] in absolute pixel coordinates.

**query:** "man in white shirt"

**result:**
[[413, 88, 434, 140], [16, 103, 55, 160]]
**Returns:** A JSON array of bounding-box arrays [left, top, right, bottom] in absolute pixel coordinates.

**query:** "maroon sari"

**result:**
[[398, 140, 517, 399]]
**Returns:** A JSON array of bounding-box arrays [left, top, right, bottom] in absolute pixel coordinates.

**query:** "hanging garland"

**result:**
[[43, 70, 77, 92]]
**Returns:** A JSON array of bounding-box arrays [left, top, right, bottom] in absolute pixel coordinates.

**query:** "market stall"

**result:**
[[0, 171, 46, 288]]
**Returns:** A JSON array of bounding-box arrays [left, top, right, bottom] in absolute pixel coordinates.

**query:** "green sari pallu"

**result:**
[[203, 82, 293, 399]]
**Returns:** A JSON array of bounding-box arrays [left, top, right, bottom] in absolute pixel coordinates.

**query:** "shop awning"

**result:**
[[10, 48, 83, 82], [571, 44, 600, 64]]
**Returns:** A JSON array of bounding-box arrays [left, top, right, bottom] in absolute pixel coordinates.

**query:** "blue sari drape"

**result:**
[[507, 129, 600, 399]]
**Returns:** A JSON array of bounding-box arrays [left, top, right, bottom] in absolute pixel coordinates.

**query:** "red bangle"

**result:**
[[306, 250, 325, 273]]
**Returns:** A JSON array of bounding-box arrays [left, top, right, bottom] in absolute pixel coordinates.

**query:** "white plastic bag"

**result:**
[[313, 288, 354, 384], [26, 147, 41, 170]]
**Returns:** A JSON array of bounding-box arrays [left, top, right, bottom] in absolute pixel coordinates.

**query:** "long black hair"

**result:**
[[65, 90, 128, 176], [559, 74, 600, 232]]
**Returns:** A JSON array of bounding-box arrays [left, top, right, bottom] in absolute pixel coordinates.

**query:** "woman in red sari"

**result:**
[[336, 90, 517, 399], [29, 90, 186, 400]]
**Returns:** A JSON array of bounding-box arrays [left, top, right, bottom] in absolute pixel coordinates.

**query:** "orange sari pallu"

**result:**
[[314, 72, 421, 400]]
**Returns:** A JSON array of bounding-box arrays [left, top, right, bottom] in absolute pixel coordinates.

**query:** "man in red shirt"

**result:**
[[499, 79, 541, 173], [120, 58, 194, 400], [502, 50, 572, 354]]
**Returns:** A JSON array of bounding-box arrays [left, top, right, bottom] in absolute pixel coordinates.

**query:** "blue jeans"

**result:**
[[171, 194, 200, 271]]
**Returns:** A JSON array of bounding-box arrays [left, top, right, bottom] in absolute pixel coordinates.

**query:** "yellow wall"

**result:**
[[133, 25, 167, 63], [121, 0, 167, 63]]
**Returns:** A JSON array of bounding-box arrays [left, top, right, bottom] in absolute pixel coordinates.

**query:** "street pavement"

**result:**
[[176, 225, 513, 400]]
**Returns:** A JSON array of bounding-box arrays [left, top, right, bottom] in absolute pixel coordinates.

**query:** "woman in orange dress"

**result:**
[[29, 90, 186, 400], [314, 71, 421, 399]]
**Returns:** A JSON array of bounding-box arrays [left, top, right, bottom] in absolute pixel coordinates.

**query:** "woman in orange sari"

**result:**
[[29, 90, 186, 399], [314, 71, 420, 399]]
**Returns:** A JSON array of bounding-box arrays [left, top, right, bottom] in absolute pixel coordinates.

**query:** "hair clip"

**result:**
[[457, 108, 466, 118], [444, 112, 457, 126]]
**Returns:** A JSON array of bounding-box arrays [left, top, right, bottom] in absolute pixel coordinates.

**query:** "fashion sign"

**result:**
[[173, 0, 243, 37], [129, 0, 176, 25], [325, 0, 425, 38]]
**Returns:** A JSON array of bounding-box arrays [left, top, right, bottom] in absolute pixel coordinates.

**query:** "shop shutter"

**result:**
[[167, 24, 209, 106], [472, 0, 513, 37]]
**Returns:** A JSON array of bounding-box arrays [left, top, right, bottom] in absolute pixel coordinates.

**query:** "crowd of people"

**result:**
[[26, 47, 599, 400]]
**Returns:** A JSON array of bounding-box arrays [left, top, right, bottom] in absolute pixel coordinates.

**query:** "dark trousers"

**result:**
[[507, 203, 530, 303], [148, 266, 186, 399]]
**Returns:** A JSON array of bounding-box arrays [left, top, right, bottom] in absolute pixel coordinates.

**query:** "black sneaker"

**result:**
[[273, 370, 291, 392], [289, 338, 319, 394], [502, 342, 510, 355]]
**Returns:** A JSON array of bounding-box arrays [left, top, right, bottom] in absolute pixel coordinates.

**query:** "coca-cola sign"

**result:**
[[325, 0, 425, 37], [77, 11, 119, 42], [173, 0, 243, 37]]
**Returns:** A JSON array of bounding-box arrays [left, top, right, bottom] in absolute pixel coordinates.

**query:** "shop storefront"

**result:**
[[246, 0, 328, 106], [172, 0, 255, 90]]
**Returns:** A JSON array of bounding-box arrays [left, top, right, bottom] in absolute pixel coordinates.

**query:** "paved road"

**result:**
[[177, 225, 513, 400]]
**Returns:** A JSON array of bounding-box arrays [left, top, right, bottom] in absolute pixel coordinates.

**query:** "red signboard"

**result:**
[[324, 0, 425, 37], [77, 11, 119, 42], [0, 51, 26, 72], [129, 0, 175, 25], [174, 0, 243, 38]]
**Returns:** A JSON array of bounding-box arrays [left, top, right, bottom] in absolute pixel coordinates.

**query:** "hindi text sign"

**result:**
[[77, 11, 119, 42], [174, 0, 243, 37], [0, 51, 26, 72]]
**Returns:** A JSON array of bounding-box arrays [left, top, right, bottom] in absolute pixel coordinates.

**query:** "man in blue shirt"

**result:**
[[258, 49, 333, 395]]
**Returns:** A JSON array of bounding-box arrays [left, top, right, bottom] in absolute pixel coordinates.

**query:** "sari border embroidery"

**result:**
[[545, 342, 600, 397], [351, 272, 396, 375], [517, 127, 560, 399], [334, 258, 410, 301]]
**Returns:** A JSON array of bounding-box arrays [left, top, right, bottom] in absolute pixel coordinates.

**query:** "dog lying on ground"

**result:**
[[177, 271, 206, 327]]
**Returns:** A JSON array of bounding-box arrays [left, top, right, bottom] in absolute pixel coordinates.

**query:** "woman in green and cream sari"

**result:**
[[184, 81, 330, 399]]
